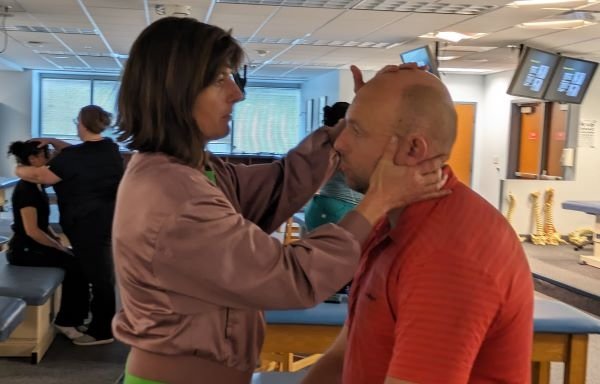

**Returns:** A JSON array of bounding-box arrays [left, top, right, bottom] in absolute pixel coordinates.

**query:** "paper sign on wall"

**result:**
[[578, 119, 597, 148]]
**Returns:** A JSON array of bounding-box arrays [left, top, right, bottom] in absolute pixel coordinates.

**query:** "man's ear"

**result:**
[[401, 134, 428, 165]]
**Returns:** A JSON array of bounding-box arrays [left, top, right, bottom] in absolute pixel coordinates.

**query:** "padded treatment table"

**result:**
[[264, 299, 600, 384], [0, 296, 26, 342], [0, 252, 65, 363], [562, 201, 600, 269], [0, 177, 18, 212]]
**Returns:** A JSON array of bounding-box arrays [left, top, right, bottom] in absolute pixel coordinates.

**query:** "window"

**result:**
[[207, 86, 302, 155], [37, 75, 302, 154], [38, 74, 120, 139]]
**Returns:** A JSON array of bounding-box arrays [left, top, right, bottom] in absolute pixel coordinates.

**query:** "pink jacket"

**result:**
[[112, 127, 371, 382]]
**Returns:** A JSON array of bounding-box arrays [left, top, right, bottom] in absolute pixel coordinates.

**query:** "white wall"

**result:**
[[301, 70, 340, 132], [0, 70, 32, 177], [476, 71, 516, 207], [338, 69, 376, 103], [498, 73, 600, 234]]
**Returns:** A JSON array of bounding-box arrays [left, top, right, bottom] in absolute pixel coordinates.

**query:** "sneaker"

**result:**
[[72, 334, 114, 346], [54, 325, 84, 340]]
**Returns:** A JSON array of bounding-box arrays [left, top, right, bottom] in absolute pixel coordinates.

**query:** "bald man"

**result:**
[[302, 69, 533, 384]]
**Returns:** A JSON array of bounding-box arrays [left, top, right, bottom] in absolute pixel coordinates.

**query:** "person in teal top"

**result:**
[[304, 102, 363, 296], [304, 102, 364, 232]]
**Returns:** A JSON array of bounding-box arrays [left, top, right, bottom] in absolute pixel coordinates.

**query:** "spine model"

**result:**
[[530, 191, 546, 245], [542, 188, 567, 245], [506, 193, 525, 242]]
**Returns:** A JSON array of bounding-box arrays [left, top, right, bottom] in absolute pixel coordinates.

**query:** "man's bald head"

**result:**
[[358, 69, 457, 155]]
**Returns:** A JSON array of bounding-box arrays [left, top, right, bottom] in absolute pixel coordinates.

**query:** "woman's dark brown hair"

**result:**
[[116, 17, 243, 167], [79, 105, 112, 134]]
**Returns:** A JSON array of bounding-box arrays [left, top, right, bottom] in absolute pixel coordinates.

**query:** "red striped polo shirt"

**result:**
[[343, 167, 533, 384]]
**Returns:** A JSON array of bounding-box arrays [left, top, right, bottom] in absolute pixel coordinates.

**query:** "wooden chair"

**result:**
[[283, 218, 301, 245]]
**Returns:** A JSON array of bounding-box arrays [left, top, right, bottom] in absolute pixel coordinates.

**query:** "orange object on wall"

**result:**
[[545, 103, 568, 177], [518, 104, 544, 176]]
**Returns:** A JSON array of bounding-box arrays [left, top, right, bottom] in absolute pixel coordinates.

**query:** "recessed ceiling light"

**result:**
[[53, 56, 70, 59]]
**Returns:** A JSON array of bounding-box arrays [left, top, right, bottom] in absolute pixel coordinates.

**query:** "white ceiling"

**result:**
[[0, 0, 599, 80]]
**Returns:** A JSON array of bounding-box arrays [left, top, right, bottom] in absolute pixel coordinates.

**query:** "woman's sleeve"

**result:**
[[217, 126, 338, 233], [47, 150, 75, 180], [152, 190, 371, 310]]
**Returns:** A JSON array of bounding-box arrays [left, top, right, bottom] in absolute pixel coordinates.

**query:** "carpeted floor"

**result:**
[[0, 335, 128, 384]]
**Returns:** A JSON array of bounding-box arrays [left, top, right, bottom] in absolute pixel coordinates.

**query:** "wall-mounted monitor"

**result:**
[[543, 56, 598, 104], [400, 45, 439, 78], [507, 46, 560, 99]]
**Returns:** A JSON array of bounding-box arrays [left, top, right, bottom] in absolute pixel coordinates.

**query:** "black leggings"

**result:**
[[7, 245, 89, 327], [63, 212, 116, 340]]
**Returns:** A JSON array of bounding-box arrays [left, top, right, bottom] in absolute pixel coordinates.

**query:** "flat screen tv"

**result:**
[[400, 45, 439, 78], [507, 46, 560, 99], [543, 56, 598, 104]]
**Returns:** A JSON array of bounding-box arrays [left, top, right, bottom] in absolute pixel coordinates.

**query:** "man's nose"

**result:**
[[333, 129, 348, 153]]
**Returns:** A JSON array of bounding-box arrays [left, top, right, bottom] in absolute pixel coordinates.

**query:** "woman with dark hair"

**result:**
[[15, 105, 124, 346], [7, 140, 89, 339], [305, 102, 364, 232], [112, 17, 445, 383]]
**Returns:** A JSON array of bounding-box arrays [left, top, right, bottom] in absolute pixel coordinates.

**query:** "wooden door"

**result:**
[[518, 104, 544, 176], [448, 103, 475, 187], [545, 103, 567, 177]]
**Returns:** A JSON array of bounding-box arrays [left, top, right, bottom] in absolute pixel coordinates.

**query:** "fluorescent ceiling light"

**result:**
[[438, 56, 459, 61], [385, 43, 403, 50], [518, 19, 595, 29], [508, 0, 596, 6], [518, 11, 598, 29], [420, 31, 487, 43]]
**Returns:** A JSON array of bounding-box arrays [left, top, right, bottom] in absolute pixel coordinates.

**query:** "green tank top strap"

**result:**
[[204, 166, 217, 186], [123, 372, 164, 384]]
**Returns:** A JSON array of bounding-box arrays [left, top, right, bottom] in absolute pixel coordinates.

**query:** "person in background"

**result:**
[[302, 68, 533, 384], [111, 17, 448, 384], [15, 105, 124, 346], [7, 140, 89, 340], [304, 102, 362, 296], [305, 102, 363, 232]]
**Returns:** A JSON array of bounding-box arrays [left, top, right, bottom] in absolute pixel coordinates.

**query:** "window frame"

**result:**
[[34, 71, 120, 141]]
